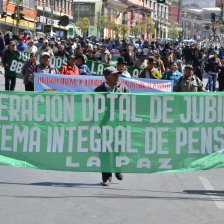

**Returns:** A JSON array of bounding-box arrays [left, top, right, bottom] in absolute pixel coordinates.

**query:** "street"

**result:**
[[0, 63, 223, 223], [0, 166, 224, 224]]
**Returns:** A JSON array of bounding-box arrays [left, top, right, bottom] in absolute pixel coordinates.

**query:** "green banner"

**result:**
[[6, 52, 142, 79], [1, 91, 224, 173], [6, 51, 67, 78], [86, 60, 142, 78]]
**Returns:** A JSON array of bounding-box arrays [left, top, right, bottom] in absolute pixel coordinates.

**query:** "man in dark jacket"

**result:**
[[2, 41, 17, 90], [95, 66, 129, 186], [123, 45, 137, 66], [0, 32, 5, 58]]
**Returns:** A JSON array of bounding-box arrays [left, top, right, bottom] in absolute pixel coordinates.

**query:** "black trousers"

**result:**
[[5, 76, 16, 91], [102, 172, 112, 182], [25, 81, 34, 91]]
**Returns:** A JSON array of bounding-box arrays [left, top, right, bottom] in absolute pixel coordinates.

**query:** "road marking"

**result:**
[[199, 176, 224, 209]]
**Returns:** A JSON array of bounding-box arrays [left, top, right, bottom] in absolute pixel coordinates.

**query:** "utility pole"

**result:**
[[50, 0, 54, 37], [16, 0, 21, 36], [97, 11, 100, 37]]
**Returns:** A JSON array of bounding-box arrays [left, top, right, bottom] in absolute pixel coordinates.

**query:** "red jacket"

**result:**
[[60, 64, 79, 75]]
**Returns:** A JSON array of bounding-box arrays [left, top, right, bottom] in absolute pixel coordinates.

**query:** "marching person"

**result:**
[[75, 55, 92, 76], [117, 57, 131, 78], [94, 66, 129, 186], [22, 53, 39, 91], [60, 55, 79, 75], [36, 52, 59, 74], [2, 41, 18, 90], [162, 62, 183, 86], [139, 56, 162, 79], [173, 64, 205, 92]]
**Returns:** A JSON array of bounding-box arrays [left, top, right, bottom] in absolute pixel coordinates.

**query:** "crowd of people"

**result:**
[[1, 31, 224, 93], [1, 32, 224, 186]]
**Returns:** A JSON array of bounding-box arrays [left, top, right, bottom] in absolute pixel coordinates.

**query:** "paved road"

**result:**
[[0, 166, 224, 224]]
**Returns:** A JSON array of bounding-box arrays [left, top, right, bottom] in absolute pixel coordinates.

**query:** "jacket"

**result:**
[[60, 64, 79, 75], [173, 75, 205, 92], [140, 68, 162, 79], [94, 82, 129, 93], [162, 70, 183, 86], [77, 64, 92, 76]]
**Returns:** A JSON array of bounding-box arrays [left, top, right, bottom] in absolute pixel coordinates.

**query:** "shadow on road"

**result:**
[[0, 181, 224, 201], [184, 190, 224, 196]]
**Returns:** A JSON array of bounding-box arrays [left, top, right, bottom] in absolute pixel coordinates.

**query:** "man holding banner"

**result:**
[[36, 52, 59, 74], [95, 66, 129, 186]]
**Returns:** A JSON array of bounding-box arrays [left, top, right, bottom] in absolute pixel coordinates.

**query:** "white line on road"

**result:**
[[199, 176, 224, 209]]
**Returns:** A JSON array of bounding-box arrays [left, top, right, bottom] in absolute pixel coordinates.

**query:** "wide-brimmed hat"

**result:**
[[117, 57, 127, 65], [148, 56, 156, 64], [103, 66, 119, 76]]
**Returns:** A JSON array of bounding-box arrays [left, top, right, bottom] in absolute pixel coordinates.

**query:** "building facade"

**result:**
[[0, 0, 37, 34]]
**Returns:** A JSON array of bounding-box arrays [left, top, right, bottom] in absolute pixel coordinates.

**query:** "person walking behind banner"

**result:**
[[139, 56, 162, 79], [24, 39, 38, 54], [173, 65, 205, 92], [218, 56, 224, 91], [75, 55, 92, 76], [204, 50, 221, 92], [0, 32, 5, 59], [22, 53, 39, 91], [162, 62, 183, 86], [60, 55, 79, 75], [2, 41, 17, 91], [117, 57, 131, 78], [36, 52, 59, 74], [99, 44, 111, 64], [95, 66, 129, 186]]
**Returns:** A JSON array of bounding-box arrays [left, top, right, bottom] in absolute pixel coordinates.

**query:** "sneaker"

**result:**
[[102, 179, 111, 186], [115, 173, 123, 181]]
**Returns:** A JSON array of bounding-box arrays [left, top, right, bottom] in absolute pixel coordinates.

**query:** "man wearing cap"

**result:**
[[60, 55, 79, 75], [174, 65, 205, 92], [161, 49, 173, 72], [25, 39, 38, 53], [123, 45, 137, 66], [35, 37, 44, 49], [99, 44, 111, 64], [17, 37, 27, 52], [140, 56, 162, 79], [95, 66, 129, 186], [117, 57, 131, 78], [204, 50, 221, 91], [0, 32, 5, 59], [133, 52, 148, 69], [35, 52, 59, 74], [2, 41, 18, 90], [37, 39, 54, 56]]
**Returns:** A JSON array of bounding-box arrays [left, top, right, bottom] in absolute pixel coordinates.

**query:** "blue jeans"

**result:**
[[206, 72, 217, 91]]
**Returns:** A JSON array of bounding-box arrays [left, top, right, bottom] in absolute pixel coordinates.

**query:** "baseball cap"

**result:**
[[214, 50, 219, 55], [44, 39, 48, 43], [41, 52, 51, 58], [9, 41, 16, 45], [67, 55, 75, 60], [185, 64, 193, 70], [103, 67, 119, 77]]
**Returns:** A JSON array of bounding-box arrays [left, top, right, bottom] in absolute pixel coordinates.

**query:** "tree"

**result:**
[[99, 15, 111, 38], [120, 24, 128, 38], [142, 17, 155, 40], [168, 25, 179, 40], [75, 17, 90, 38]]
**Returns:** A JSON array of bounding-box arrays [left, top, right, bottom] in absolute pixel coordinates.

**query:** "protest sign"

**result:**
[[1, 91, 224, 173], [34, 74, 173, 92]]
